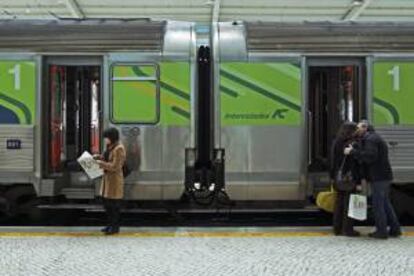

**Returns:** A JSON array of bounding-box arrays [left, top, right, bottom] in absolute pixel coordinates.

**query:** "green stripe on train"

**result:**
[[220, 62, 302, 126], [0, 61, 36, 124], [373, 61, 414, 126]]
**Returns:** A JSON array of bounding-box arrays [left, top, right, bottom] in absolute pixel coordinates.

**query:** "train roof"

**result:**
[[2, 20, 414, 55], [245, 22, 414, 53], [0, 19, 165, 52]]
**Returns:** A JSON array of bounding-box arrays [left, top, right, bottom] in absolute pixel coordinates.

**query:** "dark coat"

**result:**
[[351, 131, 393, 182], [330, 137, 360, 191]]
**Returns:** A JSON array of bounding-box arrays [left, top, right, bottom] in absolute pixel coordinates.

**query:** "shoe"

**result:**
[[344, 231, 361, 237], [101, 226, 111, 233], [105, 227, 120, 235], [368, 232, 388, 239], [389, 230, 402, 238]]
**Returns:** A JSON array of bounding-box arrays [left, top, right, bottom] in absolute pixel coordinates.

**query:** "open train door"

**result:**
[[43, 57, 102, 199], [305, 57, 366, 198], [370, 57, 414, 217], [46, 60, 101, 176]]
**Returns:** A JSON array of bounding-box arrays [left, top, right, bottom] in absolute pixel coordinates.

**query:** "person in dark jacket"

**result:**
[[344, 120, 401, 239], [330, 122, 360, 237]]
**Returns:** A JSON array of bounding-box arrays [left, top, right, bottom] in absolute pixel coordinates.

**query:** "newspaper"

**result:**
[[77, 151, 104, 179]]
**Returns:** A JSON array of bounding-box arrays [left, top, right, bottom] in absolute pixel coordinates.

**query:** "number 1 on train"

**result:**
[[387, 65, 400, 92], [7, 64, 21, 90]]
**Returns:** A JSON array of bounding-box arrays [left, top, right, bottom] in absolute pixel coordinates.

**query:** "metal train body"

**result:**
[[0, 20, 413, 212]]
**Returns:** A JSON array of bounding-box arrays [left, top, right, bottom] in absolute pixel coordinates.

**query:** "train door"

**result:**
[[44, 57, 101, 195], [307, 59, 365, 189]]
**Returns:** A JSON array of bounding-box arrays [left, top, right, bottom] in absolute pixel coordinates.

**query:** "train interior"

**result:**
[[44, 63, 101, 196], [307, 64, 363, 189]]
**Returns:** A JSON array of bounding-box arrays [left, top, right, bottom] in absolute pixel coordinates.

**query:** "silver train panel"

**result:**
[[163, 21, 195, 60], [222, 126, 301, 175], [376, 126, 414, 183], [218, 22, 247, 61], [160, 126, 190, 172], [222, 125, 302, 200], [97, 125, 190, 200], [0, 125, 34, 172], [127, 126, 163, 172], [119, 126, 189, 177]]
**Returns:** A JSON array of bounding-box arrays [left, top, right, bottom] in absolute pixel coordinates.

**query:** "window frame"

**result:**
[[110, 62, 160, 125]]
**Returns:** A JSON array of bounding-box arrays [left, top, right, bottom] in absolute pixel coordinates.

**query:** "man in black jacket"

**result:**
[[344, 120, 401, 239]]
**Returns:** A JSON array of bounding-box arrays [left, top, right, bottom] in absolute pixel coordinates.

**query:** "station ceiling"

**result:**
[[1, 0, 414, 23]]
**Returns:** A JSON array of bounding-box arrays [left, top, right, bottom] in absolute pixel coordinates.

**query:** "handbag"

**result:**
[[334, 156, 355, 192], [122, 163, 131, 178], [348, 193, 367, 221], [316, 185, 336, 213]]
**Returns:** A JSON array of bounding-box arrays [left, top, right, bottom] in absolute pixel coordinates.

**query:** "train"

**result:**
[[0, 19, 413, 217]]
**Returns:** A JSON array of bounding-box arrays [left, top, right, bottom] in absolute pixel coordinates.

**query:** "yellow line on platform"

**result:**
[[0, 231, 413, 238], [0, 232, 329, 238]]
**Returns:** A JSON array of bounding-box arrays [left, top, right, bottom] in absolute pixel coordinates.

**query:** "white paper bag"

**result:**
[[348, 194, 367, 221], [77, 151, 104, 179]]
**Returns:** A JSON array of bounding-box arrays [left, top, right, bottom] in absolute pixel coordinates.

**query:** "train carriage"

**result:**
[[214, 22, 414, 211], [0, 20, 197, 214], [0, 19, 413, 216]]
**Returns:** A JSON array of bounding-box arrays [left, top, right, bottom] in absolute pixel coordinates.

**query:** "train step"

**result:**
[[60, 187, 95, 199]]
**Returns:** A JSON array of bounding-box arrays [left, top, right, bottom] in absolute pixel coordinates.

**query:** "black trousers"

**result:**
[[103, 198, 122, 229], [333, 190, 355, 235]]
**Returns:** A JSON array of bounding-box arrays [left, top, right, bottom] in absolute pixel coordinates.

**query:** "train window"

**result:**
[[111, 64, 160, 124]]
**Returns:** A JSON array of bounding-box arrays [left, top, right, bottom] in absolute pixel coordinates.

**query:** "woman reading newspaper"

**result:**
[[94, 127, 126, 235]]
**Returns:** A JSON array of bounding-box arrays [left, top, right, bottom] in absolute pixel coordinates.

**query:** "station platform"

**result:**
[[1, 226, 413, 276]]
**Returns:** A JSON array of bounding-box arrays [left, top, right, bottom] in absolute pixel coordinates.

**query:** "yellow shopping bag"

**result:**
[[316, 185, 336, 213]]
